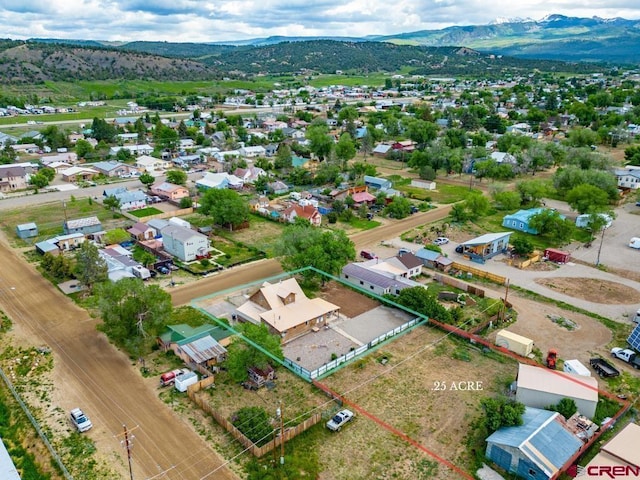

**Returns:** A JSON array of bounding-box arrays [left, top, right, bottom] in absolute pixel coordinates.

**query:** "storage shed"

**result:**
[[174, 371, 198, 392], [16, 222, 38, 239], [544, 248, 570, 264], [495, 329, 534, 357]]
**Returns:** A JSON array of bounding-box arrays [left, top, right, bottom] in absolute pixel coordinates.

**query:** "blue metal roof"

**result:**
[[503, 208, 546, 222], [487, 407, 582, 475], [415, 248, 441, 261]]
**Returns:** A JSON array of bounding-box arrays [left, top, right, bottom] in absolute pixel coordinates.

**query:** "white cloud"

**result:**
[[0, 0, 639, 41]]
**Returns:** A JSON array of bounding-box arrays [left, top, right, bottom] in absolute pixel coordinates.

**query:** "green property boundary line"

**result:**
[[190, 266, 429, 382], [0, 366, 74, 480]]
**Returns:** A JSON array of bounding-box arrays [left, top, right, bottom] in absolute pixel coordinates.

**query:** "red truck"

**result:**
[[159, 368, 190, 387]]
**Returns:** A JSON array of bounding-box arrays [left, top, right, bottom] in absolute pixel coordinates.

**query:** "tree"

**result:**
[[384, 197, 412, 219], [274, 144, 293, 170], [395, 287, 452, 324], [179, 197, 193, 208], [565, 184, 609, 214], [232, 407, 273, 446], [546, 398, 578, 420], [132, 246, 157, 267], [225, 323, 284, 382], [29, 173, 50, 190], [165, 169, 188, 186], [449, 203, 470, 223], [91, 117, 116, 143], [103, 195, 121, 212], [516, 179, 548, 206], [464, 192, 491, 219], [511, 236, 534, 256], [153, 124, 179, 152], [335, 132, 356, 168], [199, 188, 249, 230], [274, 224, 355, 280], [481, 397, 526, 433], [528, 209, 574, 243], [73, 241, 108, 293], [103, 228, 131, 245], [139, 172, 155, 189], [96, 278, 173, 355], [306, 124, 334, 161], [419, 165, 436, 181], [492, 191, 521, 211], [75, 139, 94, 158]]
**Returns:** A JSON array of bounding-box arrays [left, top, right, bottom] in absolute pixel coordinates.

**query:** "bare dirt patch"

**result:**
[[318, 327, 518, 480], [318, 281, 380, 318], [535, 277, 640, 305]]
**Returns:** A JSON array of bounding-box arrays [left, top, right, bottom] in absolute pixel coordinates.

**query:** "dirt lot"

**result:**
[[534, 277, 640, 305], [318, 281, 380, 318]]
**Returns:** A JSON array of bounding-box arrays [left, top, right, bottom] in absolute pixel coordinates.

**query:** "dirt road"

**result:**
[[171, 204, 454, 306], [0, 240, 238, 480]]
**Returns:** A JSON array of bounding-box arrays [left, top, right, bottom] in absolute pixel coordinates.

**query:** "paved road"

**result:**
[[0, 238, 238, 480]]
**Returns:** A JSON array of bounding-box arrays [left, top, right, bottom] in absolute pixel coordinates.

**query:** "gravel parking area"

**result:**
[[338, 305, 415, 344], [283, 324, 358, 371]]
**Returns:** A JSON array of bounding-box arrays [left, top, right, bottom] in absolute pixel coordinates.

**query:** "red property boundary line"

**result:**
[[314, 317, 631, 480]]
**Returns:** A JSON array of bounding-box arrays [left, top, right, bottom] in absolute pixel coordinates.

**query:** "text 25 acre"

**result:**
[[432, 381, 483, 391]]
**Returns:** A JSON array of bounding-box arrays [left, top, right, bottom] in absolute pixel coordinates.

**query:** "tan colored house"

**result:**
[[151, 182, 190, 201], [236, 278, 340, 343], [127, 222, 156, 241], [0, 165, 29, 192]]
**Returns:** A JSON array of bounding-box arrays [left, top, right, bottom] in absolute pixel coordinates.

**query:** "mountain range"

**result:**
[[28, 14, 640, 64]]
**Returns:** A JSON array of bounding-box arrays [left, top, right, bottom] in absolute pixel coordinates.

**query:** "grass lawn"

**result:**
[[0, 197, 126, 246], [212, 237, 264, 267], [129, 207, 163, 218], [347, 217, 381, 230]]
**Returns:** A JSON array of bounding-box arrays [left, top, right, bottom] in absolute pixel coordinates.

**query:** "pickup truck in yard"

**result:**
[[611, 348, 640, 369]]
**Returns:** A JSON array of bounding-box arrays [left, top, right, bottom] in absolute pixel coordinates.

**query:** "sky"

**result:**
[[2, 1, 640, 43]]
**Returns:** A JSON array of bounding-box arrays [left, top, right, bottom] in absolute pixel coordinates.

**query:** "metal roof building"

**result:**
[[486, 407, 583, 480]]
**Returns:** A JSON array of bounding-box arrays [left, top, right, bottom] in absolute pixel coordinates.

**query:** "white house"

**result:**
[[614, 168, 640, 189], [239, 145, 266, 158], [110, 144, 153, 156], [135, 155, 171, 174], [160, 225, 210, 262]]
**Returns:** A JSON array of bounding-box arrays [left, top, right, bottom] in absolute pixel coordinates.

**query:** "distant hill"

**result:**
[[0, 37, 600, 85], [0, 40, 218, 83], [372, 14, 640, 63]]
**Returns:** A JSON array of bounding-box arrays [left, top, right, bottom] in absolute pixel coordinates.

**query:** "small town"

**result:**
[[0, 7, 640, 480]]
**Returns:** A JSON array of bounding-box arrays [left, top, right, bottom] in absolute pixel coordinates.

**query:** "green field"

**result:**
[[0, 197, 127, 246], [129, 207, 163, 218]]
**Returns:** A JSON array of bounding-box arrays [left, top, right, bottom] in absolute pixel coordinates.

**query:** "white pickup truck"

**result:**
[[611, 347, 640, 369]]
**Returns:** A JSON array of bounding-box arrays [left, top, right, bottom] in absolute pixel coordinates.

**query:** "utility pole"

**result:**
[[596, 226, 606, 267], [277, 401, 284, 466], [121, 424, 135, 480]]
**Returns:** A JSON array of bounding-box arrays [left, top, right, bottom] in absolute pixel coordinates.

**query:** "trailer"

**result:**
[[589, 358, 620, 378], [563, 359, 591, 377], [544, 248, 571, 264]]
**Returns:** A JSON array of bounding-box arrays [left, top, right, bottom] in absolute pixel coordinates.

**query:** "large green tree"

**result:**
[[395, 286, 452, 324], [384, 196, 412, 219], [306, 124, 334, 161], [96, 278, 173, 355], [274, 223, 355, 279], [74, 241, 108, 293], [199, 188, 249, 230], [165, 169, 188, 186], [565, 184, 609, 214], [334, 132, 356, 168], [481, 397, 526, 433], [225, 323, 284, 382]]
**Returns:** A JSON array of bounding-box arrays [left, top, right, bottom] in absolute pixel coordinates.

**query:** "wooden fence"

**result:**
[[186, 375, 215, 394], [187, 389, 322, 457], [450, 262, 508, 285], [434, 273, 485, 298]]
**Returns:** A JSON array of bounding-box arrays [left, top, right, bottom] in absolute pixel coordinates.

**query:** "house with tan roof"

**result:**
[[236, 278, 340, 343], [583, 422, 640, 478]]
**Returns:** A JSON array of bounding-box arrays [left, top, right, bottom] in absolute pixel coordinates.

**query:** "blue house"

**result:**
[[502, 208, 564, 235], [486, 407, 583, 480], [364, 175, 392, 191]]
